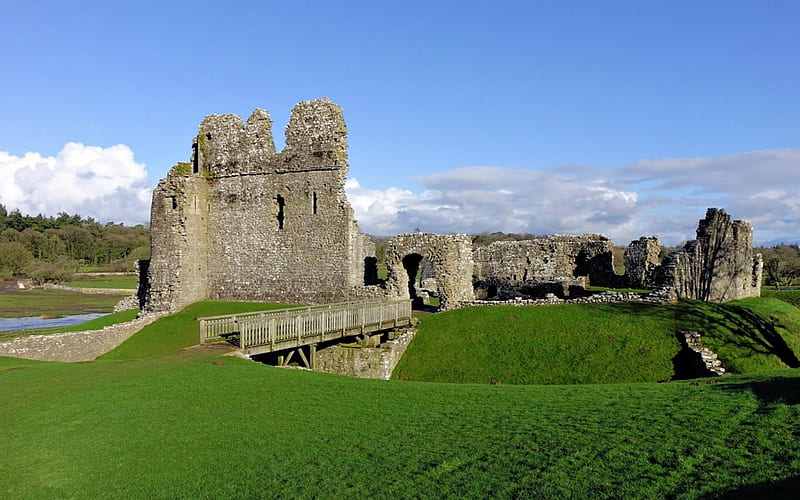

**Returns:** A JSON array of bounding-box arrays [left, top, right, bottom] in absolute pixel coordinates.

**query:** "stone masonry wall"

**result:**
[[473, 235, 618, 287], [384, 233, 475, 310], [144, 99, 378, 312], [314, 329, 416, 380], [624, 236, 663, 289], [656, 208, 762, 302]]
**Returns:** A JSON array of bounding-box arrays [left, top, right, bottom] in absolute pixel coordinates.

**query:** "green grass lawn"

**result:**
[[61, 274, 138, 289], [1, 348, 799, 498], [2, 298, 800, 497], [0, 288, 122, 318], [394, 298, 800, 385]]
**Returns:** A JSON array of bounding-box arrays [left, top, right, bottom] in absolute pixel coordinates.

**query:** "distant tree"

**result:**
[[5, 209, 26, 231], [759, 245, 800, 289], [0, 241, 33, 276], [24, 258, 73, 283]]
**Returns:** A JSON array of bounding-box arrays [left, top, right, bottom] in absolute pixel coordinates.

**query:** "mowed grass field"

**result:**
[[1, 298, 800, 498]]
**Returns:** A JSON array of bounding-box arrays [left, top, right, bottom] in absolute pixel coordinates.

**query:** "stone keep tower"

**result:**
[[144, 98, 377, 312]]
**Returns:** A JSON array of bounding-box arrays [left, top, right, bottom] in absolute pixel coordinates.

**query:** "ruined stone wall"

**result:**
[[144, 99, 377, 312], [624, 236, 663, 289], [145, 173, 210, 312], [655, 208, 762, 302], [384, 233, 474, 309], [472, 235, 618, 286]]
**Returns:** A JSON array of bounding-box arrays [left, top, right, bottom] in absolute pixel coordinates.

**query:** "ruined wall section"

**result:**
[[385, 233, 474, 309], [473, 235, 618, 286], [656, 208, 762, 302], [196, 109, 276, 177], [144, 170, 210, 312], [624, 236, 663, 289]]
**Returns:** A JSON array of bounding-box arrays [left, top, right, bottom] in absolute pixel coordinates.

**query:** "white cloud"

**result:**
[[0, 143, 152, 226], [347, 149, 800, 246]]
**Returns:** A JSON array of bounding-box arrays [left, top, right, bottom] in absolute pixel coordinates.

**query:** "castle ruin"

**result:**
[[141, 99, 761, 313]]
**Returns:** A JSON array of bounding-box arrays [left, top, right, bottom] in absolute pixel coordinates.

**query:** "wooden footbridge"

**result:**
[[198, 299, 413, 366]]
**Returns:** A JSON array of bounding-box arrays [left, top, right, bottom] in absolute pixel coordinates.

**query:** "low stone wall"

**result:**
[[43, 283, 134, 296], [680, 331, 727, 377], [314, 329, 416, 380], [461, 288, 675, 309], [0, 313, 165, 362]]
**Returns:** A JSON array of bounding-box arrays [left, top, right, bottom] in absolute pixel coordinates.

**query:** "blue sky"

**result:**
[[1, 0, 798, 246]]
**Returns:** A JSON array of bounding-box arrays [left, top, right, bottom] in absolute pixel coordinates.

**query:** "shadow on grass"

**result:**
[[717, 375, 800, 407], [700, 475, 800, 499], [677, 301, 800, 369]]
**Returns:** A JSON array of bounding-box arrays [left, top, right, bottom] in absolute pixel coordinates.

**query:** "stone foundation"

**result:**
[[314, 329, 416, 379]]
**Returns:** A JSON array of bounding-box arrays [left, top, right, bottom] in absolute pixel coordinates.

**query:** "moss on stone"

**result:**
[[171, 162, 192, 176]]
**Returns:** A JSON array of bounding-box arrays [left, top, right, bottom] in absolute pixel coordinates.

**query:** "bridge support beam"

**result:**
[[277, 344, 317, 370]]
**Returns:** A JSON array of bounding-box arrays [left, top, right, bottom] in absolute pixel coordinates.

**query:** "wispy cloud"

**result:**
[[347, 149, 800, 246]]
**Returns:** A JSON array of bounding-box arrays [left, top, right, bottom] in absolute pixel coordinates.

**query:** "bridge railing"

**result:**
[[198, 299, 412, 351]]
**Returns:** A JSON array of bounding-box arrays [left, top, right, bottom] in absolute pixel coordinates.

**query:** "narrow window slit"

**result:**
[[276, 195, 285, 229]]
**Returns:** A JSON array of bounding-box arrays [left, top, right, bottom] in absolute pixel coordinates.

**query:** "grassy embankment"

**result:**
[[393, 298, 800, 384]]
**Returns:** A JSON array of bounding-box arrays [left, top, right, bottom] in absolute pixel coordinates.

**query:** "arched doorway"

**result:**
[[384, 233, 475, 310]]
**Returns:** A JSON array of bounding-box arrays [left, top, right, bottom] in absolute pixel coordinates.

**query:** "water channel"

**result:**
[[0, 313, 109, 332]]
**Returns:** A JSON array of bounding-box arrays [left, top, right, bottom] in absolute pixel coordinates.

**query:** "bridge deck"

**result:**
[[198, 299, 413, 356]]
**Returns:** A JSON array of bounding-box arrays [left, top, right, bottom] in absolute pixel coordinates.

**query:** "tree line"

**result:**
[[0, 205, 149, 281]]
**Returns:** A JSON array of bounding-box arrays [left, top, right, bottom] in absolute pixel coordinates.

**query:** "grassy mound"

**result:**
[[99, 301, 298, 360], [1, 350, 799, 498], [675, 298, 800, 374], [394, 298, 800, 384]]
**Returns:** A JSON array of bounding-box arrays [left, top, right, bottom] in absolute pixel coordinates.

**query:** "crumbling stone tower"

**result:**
[[659, 208, 762, 302], [144, 98, 377, 312], [623, 209, 763, 302]]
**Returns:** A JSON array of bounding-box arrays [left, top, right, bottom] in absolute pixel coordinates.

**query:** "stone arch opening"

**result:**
[[384, 233, 475, 310], [402, 253, 426, 309]]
